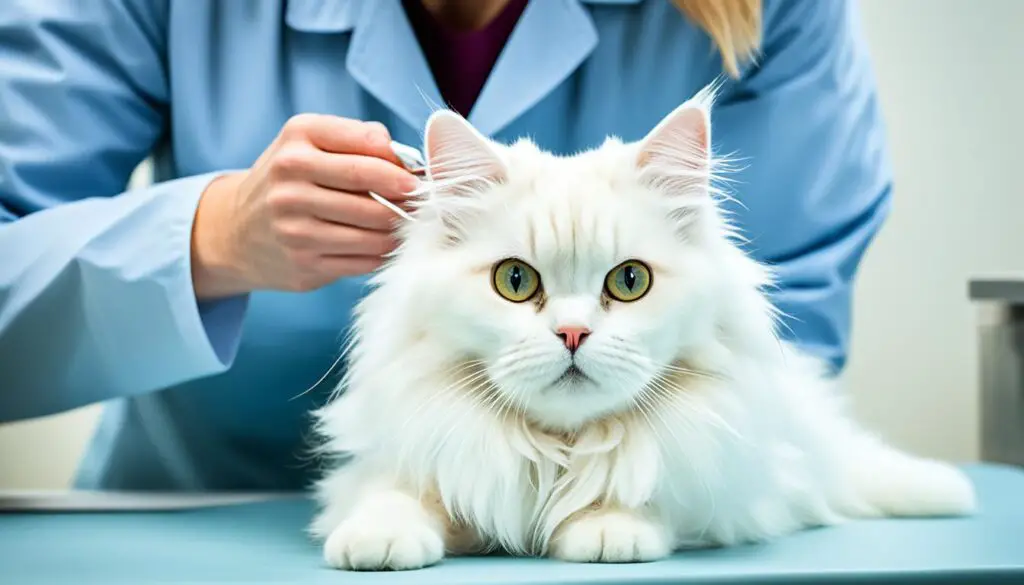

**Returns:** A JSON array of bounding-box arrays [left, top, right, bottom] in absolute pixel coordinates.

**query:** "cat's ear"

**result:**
[[635, 96, 712, 198], [423, 110, 507, 196], [419, 111, 507, 245]]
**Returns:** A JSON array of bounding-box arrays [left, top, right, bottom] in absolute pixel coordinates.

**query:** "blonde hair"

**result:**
[[672, 0, 762, 77]]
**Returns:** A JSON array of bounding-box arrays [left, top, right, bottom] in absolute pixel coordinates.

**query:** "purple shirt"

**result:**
[[403, 0, 530, 117]]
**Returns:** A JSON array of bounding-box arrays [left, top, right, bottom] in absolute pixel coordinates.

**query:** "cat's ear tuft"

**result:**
[[423, 110, 507, 196], [419, 111, 507, 245], [636, 95, 713, 198]]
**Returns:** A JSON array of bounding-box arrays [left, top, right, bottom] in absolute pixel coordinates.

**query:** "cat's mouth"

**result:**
[[554, 364, 591, 386]]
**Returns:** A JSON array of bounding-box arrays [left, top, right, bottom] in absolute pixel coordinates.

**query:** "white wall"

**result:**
[[843, 0, 1024, 461], [2, 0, 1022, 488]]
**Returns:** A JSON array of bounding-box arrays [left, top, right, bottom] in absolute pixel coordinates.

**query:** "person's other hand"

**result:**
[[190, 114, 418, 299]]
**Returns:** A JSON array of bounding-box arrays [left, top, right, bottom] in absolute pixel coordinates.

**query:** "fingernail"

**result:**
[[401, 174, 421, 194]]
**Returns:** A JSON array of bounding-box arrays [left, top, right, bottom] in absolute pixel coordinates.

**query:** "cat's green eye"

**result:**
[[605, 260, 652, 302], [492, 259, 541, 303]]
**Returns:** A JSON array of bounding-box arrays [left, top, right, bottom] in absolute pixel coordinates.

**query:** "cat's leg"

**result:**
[[319, 485, 447, 571], [313, 465, 450, 571], [549, 505, 671, 563]]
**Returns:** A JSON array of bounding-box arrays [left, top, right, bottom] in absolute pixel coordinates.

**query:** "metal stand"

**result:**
[[970, 278, 1024, 467]]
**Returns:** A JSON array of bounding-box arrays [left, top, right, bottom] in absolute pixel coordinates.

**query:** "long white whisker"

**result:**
[[410, 377, 497, 469], [395, 365, 491, 432], [291, 328, 362, 401], [638, 380, 720, 527], [429, 381, 502, 459], [650, 374, 744, 442]]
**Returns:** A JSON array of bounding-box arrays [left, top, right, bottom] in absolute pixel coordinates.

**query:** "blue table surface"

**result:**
[[2, 464, 1023, 584]]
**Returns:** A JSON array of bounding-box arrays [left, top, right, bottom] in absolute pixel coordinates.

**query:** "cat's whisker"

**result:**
[[633, 381, 721, 519], [394, 366, 493, 434], [656, 362, 722, 382], [631, 387, 707, 512], [291, 328, 362, 401], [410, 377, 499, 470], [487, 382, 515, 422], [628, 392, 664, 455], [644, 378, 716, 449], [427, 381, 501, 461], [489, 384, 523, 425], [637, 384, 689, 447], [491, 355, 562, 390], [497, 382, 524, 423], [648, 375, 746, 444]]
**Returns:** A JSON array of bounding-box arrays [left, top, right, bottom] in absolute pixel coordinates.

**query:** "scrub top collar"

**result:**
[[285, 0, 642, 136]]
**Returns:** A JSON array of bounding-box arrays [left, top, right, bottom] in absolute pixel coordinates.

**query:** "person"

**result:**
[[0, 0, 892, 491]]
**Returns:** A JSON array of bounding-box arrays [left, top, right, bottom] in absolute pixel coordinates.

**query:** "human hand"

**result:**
[[190, 114, 419, 299]]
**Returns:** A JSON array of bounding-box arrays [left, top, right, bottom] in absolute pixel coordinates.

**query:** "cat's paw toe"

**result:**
[[323, 517, 444, 571], [550, 510, 670, 563]]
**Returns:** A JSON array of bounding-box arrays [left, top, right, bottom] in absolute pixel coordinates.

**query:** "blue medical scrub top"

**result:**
[[0, 0, 892, 490]]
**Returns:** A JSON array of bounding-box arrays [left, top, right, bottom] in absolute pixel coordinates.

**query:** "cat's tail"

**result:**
[[837, 431, 977, 518]]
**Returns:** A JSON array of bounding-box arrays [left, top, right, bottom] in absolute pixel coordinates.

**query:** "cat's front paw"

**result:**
[[550, 510, 670, 563], [323, 515, 444, 571]]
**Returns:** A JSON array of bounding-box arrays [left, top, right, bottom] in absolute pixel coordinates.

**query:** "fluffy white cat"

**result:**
[[309, 86, 976, 571]]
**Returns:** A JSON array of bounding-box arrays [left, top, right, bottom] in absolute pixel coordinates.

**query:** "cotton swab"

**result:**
[[368, 140, 427, 222]]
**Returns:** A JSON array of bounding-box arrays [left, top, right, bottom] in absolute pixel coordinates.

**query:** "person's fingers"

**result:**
[[296, 222, 398, 256], [301, 187, 405, 232], [306, 151, 419, 199], [280, 114, 403, 166]]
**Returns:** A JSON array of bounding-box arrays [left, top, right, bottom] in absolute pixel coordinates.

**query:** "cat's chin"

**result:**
[[518, 376, 637, 432], [524, 403, 630, 433]]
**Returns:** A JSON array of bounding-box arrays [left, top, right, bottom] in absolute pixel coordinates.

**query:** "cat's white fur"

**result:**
[[310, 86, 975, 570]]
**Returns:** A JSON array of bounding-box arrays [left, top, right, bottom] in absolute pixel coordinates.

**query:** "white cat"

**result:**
[[309, 86, 976, 571]]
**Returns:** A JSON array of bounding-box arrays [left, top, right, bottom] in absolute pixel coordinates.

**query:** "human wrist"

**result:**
[[191, 173, 252, 300]]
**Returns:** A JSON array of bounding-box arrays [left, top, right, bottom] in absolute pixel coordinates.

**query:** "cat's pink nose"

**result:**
[[555, 326, 591, 354]]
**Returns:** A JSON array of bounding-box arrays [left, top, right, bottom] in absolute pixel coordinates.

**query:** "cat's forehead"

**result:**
[[482, 140, 676, 276], [501, 138, 634, 190]]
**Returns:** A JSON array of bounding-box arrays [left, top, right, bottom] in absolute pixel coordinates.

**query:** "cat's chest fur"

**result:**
[[416, 413, 665, 555], [408, 393, 838, 555]]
